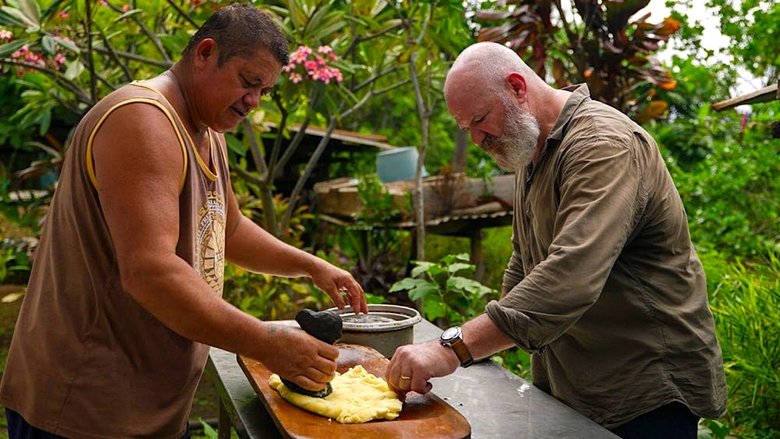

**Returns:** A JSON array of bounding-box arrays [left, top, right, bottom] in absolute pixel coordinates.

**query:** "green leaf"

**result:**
[[447, 276, 476, 292], [287, 0, 307, 29], [0, 6, 36, 27], [36, 109, 51, 136], [389, 277, 428, 293], [17, 0, 40, 27], [40, 0, 68, 21], [407, 284, 438, 301], [365, 293, 386, 304], [447, 262, 474, 275], [41, 35, 54, 53], [310, 18, 346, 42], [370, 0, 389, 18], [410, 261, 436, 277], [114, 8, 143, 23], [304, 5, 327, 33], [63, 60, 84, 80], [51, 35, 79, 54], [198, 418, 218, 439], [442, 253, 469, 265], [225, 134, 247, 155], [422, 300, 446, 321], [0, 38, 28, 57], [425, 264, 447, 278], [1, 291, 25, 303]]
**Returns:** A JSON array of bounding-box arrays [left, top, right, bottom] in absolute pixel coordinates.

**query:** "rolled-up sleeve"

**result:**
[[501, 234, 525, 295], [488, 133, 644, 352]]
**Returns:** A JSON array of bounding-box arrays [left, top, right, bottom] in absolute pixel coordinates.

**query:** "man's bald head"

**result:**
[[444, 42, 538, 101]]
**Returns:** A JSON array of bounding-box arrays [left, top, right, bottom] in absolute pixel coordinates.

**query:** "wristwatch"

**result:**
[[440, 326, 474, 367]]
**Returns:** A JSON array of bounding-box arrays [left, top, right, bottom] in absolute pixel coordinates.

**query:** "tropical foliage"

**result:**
[[476, 0, 680, 122], [1, 0, 779, 437], [390, 253, 498, 327]]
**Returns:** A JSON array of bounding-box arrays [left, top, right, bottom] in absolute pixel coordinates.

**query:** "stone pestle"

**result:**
[[280, 309, 343, 398]]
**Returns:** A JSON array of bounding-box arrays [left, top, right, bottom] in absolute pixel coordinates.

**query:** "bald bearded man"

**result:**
[[385, 42, 726, 439]]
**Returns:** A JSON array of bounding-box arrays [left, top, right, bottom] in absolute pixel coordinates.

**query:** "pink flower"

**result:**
[[121, 4, 130, 12], [98, 0, 107, 6], [11, 45, 29, 59], [310, 70, 324, 81], [740, 111, 750, 132], [290, 46, 312, 63], [25, 51, 45, 67], [57, 11, 69, 19], [0, 30, 13, 42], [54, 52, 67, 69], [318, 46, 339, 62], [332, 69, 343, 83], [11, 45, 47, 75], [285, 44, 342, 85]]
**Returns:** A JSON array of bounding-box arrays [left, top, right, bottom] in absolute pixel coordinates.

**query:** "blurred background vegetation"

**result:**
[[0, 0, 777, 437]]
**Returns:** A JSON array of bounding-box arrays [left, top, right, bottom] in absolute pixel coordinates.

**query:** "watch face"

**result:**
[[441, 326, 460, 342]]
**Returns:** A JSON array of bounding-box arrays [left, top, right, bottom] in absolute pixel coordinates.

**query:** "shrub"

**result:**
[[425, 226, 513, 293], [316, 174, 411, 299], [655, 105, 780, 260], [389, 253, 498, 328], [709, 250, 780, 438]]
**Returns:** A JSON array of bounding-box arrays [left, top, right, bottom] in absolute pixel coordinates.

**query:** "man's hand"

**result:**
[[309, 260, 367, 314], [385, 340, 460, 395], [261, 323, 340, 392]]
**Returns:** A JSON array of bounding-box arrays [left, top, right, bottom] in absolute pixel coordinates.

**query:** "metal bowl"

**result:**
[[327, 304, 422, 358]]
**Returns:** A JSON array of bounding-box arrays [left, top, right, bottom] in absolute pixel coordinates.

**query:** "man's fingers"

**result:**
[[336, 280, 367, 314], [290, 375, 329, 392], [388, 381, 407, 400], [343, 279, 367, 314]]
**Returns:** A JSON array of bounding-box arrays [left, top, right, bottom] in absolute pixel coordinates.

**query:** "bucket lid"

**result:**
[[377, 146, 417, 157]]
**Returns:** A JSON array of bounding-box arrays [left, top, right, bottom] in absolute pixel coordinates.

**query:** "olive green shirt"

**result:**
[[485, 85, 727, 428]]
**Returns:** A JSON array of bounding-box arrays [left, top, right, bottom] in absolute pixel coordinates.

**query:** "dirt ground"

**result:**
[[0, 284, 220, 436]]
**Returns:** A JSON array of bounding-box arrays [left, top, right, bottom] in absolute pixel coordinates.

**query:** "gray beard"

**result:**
[[483, 98, 540, 172]]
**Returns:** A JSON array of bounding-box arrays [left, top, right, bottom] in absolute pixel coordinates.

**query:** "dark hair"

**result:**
[[182, 4, 289, 67]]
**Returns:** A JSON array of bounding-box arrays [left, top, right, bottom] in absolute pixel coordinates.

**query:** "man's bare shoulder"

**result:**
[[97, 96, 185, 151], [91, 101, 186, 186]]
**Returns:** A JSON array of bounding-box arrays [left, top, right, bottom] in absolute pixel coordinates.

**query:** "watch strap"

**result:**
[[450, 337, 474, 367]]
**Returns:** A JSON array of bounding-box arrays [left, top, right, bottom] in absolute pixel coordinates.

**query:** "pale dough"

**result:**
[[269, 365, 402, 423]]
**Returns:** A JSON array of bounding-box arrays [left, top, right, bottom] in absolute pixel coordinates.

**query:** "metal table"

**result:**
[[205, 319, 618, 438]]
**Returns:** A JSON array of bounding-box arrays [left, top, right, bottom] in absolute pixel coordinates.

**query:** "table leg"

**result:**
[[218, 399, 231, 439]]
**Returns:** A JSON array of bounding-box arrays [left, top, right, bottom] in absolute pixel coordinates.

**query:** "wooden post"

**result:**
[[470, 230, 485, 283]]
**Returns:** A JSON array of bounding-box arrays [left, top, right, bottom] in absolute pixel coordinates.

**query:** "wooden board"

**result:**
[[238, 343, 471, 439], [314, 174, 515, 219]]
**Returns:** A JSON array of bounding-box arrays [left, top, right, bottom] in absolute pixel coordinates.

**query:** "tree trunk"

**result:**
[[409, 52, 427, 262], [452, 128, 468, 173]]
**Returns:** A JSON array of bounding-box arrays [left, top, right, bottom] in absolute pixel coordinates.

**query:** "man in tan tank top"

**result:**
[[0, 5, 367, 438]]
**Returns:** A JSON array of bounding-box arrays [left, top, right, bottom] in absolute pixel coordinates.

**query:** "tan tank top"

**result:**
[[0, 81, 230, 438]]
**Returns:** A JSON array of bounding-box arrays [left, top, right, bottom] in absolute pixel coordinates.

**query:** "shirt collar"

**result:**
[[547, 83, 591, 143]]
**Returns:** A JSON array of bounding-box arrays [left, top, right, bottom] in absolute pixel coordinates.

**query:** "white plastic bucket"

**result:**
[[376, 147, 426, 183]]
